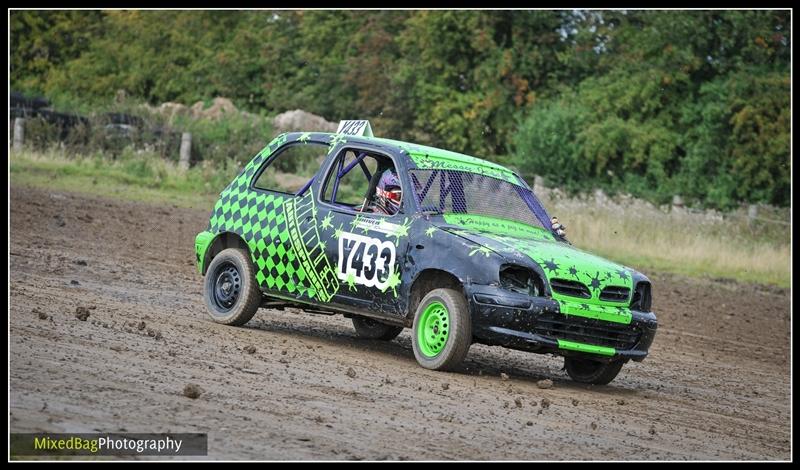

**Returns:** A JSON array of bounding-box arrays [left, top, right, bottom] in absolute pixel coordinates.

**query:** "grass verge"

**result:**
[[10, 148, 228, 210], [542, 194, 790, 288]]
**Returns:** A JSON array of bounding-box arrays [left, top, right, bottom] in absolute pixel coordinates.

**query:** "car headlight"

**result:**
[[499, 265, 544, 297], [630, 281, 652, 312]]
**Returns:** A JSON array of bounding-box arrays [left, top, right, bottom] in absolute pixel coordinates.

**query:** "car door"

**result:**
[[312, 145, 412, 318], [246, 137, 341, 303]]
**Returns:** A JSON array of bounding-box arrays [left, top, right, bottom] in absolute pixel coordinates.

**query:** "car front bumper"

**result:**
[[194, 230, 215, 275], [465, 284, 658, 363]]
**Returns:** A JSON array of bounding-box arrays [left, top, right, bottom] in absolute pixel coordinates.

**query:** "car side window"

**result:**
[[322, 150, 380, 207], [321, 148, 403, 215], [252, 142, 328, 194]]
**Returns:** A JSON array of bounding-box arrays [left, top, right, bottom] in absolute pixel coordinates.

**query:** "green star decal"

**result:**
[[328, 133, 347, 153], [321, 213, 334, 231], [334, 223, 345, 240], [346, 272, 358, 292], [297, 132, 312, 144], [425, 226, 437, 238], [389, 217, 412, 244], [350, 214, 362, 231], [469, 246, 493, 257], [383, 270, 402, 297]]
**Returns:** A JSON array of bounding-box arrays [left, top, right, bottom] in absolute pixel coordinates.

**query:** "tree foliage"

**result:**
[[10, 10, 790, 208], [512, 10, 790, 208]]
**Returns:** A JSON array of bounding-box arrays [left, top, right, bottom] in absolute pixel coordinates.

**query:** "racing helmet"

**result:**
[[374, 168, 402, 215]]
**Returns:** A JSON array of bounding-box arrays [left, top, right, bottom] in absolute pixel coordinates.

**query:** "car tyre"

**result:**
[[564, 357, 625, 385], [412, 288, 471, 371], [203, 248, 261, 326]]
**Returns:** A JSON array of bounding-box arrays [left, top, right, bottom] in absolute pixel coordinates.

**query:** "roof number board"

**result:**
[[337, 120, 374, 137]]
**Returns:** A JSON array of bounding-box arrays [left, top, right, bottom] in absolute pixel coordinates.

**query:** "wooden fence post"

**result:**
[[179, 132, 192, 171], [747, 204, 758, 226], [13, 118, 25, 151]]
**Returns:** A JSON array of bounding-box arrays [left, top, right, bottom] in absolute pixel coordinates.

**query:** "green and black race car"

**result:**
[[195, 121, 657, 385]]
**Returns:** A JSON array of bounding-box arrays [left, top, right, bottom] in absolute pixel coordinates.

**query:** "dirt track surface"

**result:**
[[10, 185, 792, 460]]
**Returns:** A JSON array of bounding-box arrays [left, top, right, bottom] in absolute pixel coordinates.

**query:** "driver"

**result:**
[[365, 168, 402, 215]]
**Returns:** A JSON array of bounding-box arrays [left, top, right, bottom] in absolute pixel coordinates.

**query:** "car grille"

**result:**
[[550, 278, 590, 298], [600, 285, 630, 302], [533, 312, 641, 350]]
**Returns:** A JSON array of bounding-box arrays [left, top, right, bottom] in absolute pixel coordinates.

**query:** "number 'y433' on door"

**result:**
[[337, 231, 396, 290]]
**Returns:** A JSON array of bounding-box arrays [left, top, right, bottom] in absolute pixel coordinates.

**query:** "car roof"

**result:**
[[306, 132, 524, 186]]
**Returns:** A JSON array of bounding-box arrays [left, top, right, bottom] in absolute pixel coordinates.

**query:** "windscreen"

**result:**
[[409, 169, 552, 230]]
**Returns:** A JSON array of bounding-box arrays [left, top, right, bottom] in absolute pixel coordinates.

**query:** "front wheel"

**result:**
[[352, 315, 403, 341], [564, 357, 625, 385], [203, 248, 261, 326], [411, 288, 471, 371]]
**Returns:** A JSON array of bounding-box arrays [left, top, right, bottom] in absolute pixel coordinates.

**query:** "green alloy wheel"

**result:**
[[412, 288, 471, 371], [417, 302, 450, 357]]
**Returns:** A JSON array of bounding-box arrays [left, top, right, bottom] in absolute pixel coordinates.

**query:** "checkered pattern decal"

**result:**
[[208, 134, 340, 302]]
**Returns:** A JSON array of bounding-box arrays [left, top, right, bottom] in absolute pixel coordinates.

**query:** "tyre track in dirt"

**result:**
[[9, 185, 791, 460]]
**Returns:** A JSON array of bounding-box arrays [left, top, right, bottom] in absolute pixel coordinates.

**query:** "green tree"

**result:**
[[679, 70, 790, 207], [512, 10, 789, 208], [9, 10, 791, 208], [44, 11, 243, 105], [395, 10, 566, 156], [10, 10, 105, 95]]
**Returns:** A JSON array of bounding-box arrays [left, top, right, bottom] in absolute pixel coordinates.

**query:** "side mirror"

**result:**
[[551, 216, 566, 237]]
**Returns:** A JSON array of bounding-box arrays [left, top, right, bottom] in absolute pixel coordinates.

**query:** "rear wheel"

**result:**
[[411, 288, 471, 371], [352, 315, 403, 341], [564, 357, 625, 385], [203, 248, 261, 326]]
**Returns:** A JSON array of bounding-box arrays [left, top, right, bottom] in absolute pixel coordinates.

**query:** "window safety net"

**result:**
[[409, 169, 552, 230]]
